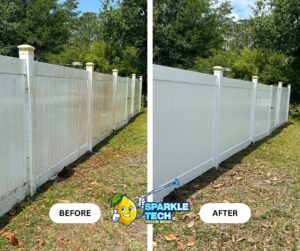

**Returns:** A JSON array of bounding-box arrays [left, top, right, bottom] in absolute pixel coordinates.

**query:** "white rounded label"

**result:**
[[49, 203, 101, 224], [199, 203, 251, 223]]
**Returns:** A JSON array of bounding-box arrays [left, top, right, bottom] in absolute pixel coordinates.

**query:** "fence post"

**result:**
[[275, 82, 282, 127], [18, 44, 36, 196], [250, 76, 258, 142], [138, 76, 143, 113], [286, 84, 291, 122], [267, 85, 274, 134], [213, 66, 223, 168], [131, 73, 136, 117], [112, 69, 118, 130], [86, 62, 95, 152]]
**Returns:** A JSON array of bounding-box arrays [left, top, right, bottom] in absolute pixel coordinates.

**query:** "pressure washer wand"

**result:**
[[139, 178, 180, 203]]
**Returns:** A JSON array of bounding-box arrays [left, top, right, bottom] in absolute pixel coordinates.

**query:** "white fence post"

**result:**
[[213, 66, 223, 168], [138, 76, 143, 113], [86, 62, 95, 151], [267, 85, 274, 134], [286, 84, 291, 122], [112, 69, 118, 130], [18, 44, 36, 196], [275, 82, 282, 127], [250, 76, 258, 142], [131, 73, 136, 117]]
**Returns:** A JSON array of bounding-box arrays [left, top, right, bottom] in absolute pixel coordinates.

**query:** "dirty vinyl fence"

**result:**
[[153, 65, 291, 201], [0, 45, 143, 216]]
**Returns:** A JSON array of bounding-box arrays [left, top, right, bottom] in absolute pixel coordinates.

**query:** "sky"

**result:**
[[76, 0, 257, 20], [78, 0, 101, 13], [229, 0, 257, 20]]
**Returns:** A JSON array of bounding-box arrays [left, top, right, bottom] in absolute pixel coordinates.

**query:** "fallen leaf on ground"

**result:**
[[2, 231, 19, 246], [261, 222, 270, 228], [152, 241, 157, 247], [237, 237, 245, 242], [165, 234, 177, 241], [248, 237, 255, 243], [9, 208, 17, 216], [187, 236, 196, 247], [231, 235, 236, 242], [16, 248, 25, 251], [223, 200, 230, 203], [177, 241, 185, 250], [58, 199, 70, 203], [272, 220, 278, 228], [39, 238, 46, 246], [212, 182, 224, 189], [182, 212, 194, 220], [235, 177, 242, 180], [57, 238, 68, 246], [90, 181, 99, 186], [187, 220, 195, 228]]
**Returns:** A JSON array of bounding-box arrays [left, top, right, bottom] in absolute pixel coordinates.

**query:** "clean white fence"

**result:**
[[153, 65, 291, 201], [0, 45, 143, 216]]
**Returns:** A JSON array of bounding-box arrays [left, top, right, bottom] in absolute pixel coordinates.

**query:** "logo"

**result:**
[[110, 178, 190, 225]]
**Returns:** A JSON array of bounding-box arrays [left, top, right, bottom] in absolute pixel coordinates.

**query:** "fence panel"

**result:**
[[0, 56, 27, 216], [219, 78, 253, 162], [153, 65, 216, 200], [254, 84, 272, 141], [92, 72, 114, 146], [279, 88, 288, 125], [115, 76, 128, 129], [153, 64, 291, 201], [134, 78, 142, 115], [33, 62, 89, 187], [270, 87, 277, 130]]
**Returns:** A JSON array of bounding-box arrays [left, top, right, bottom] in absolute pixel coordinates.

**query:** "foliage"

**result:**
[[154, 0, 232, 68], [193, 48, 288, 84]]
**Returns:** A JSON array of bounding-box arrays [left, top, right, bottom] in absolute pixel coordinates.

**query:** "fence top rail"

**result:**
[[0, 55, 25, 75], [154, 64, 217, 86], [223, 76, 253, 89], [93, 71, 114, 81], [35, 61, 89, 80]]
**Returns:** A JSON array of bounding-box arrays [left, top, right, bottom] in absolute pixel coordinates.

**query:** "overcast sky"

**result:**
[[77, 0, 257, 20]]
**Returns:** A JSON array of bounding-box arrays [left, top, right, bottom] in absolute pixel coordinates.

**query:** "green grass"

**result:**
[[0, 112, 147, 251], [154, 113, 300, 250]]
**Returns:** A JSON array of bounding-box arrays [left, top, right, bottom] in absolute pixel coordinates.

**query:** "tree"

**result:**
[[154, 0, 232, 68]]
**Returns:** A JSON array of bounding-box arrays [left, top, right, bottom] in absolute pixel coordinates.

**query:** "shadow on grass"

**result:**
[[164, 121, 292, 203], [0, 113, 143, 229]]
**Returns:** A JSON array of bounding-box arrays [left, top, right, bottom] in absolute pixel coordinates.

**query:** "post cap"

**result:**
[[213, 66, 224, 72], [132, 73, 136, 77], [86, 62, 95, 67], [112, 69, 118, 73], [278, 82, 283, 85], [139, 76, 143, 80], [252, 76, 259, 80], [17, 44, 35, 52]]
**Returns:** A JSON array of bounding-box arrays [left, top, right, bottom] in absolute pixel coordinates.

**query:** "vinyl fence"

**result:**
[[153, 65, 291, 201], [0, 45, 143, 216]]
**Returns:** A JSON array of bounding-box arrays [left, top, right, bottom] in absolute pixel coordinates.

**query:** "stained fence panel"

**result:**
[[219, 78, 253, 162], [115, 76, 128, 129], [33, 62, 89, 187], [92, 72, 114, 146], [134, 78, 142, 115], [0, 56, 27, 216], [154, 65, 216, 200]]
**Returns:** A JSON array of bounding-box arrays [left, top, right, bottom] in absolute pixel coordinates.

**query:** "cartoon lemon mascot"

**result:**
[[111, 194, 138, 225]]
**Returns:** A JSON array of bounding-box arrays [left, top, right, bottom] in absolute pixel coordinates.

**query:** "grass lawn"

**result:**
[[154, 113, 300, 251], [0, 112, 147, 251]]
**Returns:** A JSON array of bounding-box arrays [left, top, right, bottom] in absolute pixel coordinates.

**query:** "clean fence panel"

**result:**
[[219, 77, 253, 162], [154, 65, 216, 200], [254, 84, 272, 141], [115, 76, 129, 129], [0, 56, 27, 216], [92, 72, 114, 146], [33, 62, 89, 187], [153, 64, 291, 201]]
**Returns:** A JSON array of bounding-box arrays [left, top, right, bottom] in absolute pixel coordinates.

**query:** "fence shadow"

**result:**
[[163, 122, 292, 203], [0, 113, 143, 229]]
